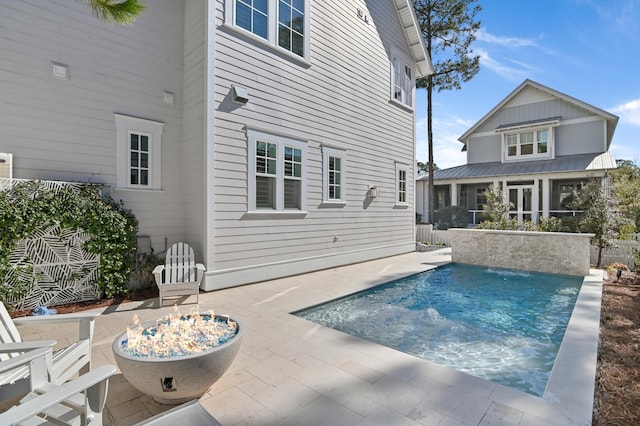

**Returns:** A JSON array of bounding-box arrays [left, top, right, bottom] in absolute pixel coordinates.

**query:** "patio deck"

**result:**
[[15, 249, 602, 425]]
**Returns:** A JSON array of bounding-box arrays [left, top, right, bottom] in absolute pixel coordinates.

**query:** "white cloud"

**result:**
[[416, 116, 467, 170], [475, 28, 538, 48], [476, 48, 529, 82], [611, 99, 640, 126]]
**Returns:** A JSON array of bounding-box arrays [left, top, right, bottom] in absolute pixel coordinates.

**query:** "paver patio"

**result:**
[[14, 249, 602, 425]]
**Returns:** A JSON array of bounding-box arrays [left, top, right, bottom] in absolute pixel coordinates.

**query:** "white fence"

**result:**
[[416, 224, 452, 246], [416, 224, 639, 270]]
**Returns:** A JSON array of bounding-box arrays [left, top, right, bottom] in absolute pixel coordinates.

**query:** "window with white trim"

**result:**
[[225, 0, 310, 60], [396, 163, 409, 204], [248, 129, 307, 212], [114, 114, 164, 190], [391, 49, 414, 109], [502, 127, 552, 161], [322, 146, 347, 204]]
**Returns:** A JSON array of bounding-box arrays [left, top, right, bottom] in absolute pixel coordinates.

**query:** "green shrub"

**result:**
[[538, 216, 565, 232], [434, 206, 468, 230], [0, 181, 138, 301]]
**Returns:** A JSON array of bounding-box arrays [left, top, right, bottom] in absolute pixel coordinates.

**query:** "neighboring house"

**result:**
[[0, 1, 432, 291], [416, 79, 618, 226]]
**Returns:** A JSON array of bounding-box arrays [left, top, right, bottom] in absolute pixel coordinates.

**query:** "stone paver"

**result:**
[[12, 249, 600, 425]]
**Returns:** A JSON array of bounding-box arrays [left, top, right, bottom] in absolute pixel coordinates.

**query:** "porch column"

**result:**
[[423, 182, 430, 223], [451, 183, 458, 206], [532, 180, 539, 223], [542, 178, 550, 218]]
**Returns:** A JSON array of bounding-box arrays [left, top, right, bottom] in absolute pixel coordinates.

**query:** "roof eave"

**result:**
[[394, 0, 434, 78]]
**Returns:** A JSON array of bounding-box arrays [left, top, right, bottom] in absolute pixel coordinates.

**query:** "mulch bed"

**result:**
[[593, 268, 640, 425], [9, 287, 159, 318]]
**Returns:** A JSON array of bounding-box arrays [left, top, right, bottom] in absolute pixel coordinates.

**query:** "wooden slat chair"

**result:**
[[0, 302, 99, 401], [0, 345, 115, 426], [153, 242, 205, 306]]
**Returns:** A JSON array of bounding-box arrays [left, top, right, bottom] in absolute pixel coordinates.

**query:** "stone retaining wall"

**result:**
[[449, 229, 594, 276]]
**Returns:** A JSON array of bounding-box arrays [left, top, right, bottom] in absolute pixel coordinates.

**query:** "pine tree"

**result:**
[[413, 0, 481, 223]]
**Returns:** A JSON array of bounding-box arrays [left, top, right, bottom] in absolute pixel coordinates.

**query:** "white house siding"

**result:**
[[205, 0, 418, 289], [467, 97, 601, 165], [0, 0, 187, 253], [467, 134, 500, 164], [555, 120, 606, 156], [182, 0, 208, 259]]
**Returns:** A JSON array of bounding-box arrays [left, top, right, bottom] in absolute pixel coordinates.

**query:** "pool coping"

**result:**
[[281, 252, 603, 425]]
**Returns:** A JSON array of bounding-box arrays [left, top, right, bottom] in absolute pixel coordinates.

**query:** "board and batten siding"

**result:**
[[204, 0, 419, 289], [0, 0, 187, 253], [467, 94, 607, 164]]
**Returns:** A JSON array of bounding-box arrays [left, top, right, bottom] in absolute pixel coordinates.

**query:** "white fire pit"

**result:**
[[112, 311, 243, 404]]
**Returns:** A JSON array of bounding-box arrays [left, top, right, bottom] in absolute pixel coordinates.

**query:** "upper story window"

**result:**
[[226, 0, 310, 60], [504, 128, 550, 160], [114, 114, 164, 190], [498, 118, 559, 162], [248, 129, 307, 213], [322, 146, 347, 204], [391, 49, 414, 109]]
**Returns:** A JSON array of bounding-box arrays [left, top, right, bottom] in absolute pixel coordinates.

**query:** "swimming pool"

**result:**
[[294, 263, 583, 396]]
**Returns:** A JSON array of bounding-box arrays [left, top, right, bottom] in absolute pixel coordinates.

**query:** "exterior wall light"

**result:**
[[231, 85, 249, 104], [368, 186, 378, 199]]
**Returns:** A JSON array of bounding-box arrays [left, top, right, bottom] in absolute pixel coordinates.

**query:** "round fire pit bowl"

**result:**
[[112, 314, 243, 404]]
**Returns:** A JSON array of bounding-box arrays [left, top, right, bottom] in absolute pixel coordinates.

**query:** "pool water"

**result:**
[[294, 263, 583, 396]]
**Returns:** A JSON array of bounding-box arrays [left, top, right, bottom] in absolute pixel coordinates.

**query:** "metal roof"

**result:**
[[418, 152, 617, 181]]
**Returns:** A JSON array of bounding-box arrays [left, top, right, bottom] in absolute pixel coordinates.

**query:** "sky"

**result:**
[[415, 0, 640, 170]]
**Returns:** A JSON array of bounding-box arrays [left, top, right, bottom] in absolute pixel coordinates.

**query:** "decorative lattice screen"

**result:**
[[2, 179, 101, 310]]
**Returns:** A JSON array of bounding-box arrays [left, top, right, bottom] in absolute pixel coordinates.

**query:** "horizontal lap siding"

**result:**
[[182, 0, 207, 258], [0, 0, 186, 251], [211, 0, 416, 272]]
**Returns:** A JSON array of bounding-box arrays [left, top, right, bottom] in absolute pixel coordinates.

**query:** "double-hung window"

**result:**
[[114, 114, 164, 190], [226, 0, 310, 60], [248, 129, 307, 212], [500, 123, 554, 162], [391, 49, 415, 109], [322, 146, 347, 204], [395, 163, 409, 205]]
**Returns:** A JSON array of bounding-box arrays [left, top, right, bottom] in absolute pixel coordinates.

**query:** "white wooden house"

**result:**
[[0, 0, 432, 290], [417, 79, 618, 226]]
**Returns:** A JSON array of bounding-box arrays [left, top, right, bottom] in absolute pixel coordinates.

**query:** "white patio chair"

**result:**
[[153, 242, 205, 306], [0, 302, 99, 401], [0, 345, 115, 426]]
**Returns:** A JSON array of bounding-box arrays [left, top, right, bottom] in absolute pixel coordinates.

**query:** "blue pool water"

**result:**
[[294, 263, 583, 396]]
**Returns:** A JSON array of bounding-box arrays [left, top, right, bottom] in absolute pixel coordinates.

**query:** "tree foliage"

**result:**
[[80, 0, 145, 24], [571, 179, 632, 268], [413, 0, 481, 224], [610, 160, 640, 231]]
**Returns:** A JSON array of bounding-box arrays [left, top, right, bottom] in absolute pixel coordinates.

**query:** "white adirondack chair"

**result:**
[[0, 302, 99, 401], [0, 345, 115, 426], [153, 242, 205, 306]]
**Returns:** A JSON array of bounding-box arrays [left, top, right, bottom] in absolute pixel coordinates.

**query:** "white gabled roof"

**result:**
[[394, 0, 434, 78], [458, 79, 619, 148]]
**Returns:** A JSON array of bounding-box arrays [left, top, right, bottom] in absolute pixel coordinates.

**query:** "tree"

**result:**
[[81, 0, 145, 24], [414, 0, 481, 224], [571, 179, 632, 268], [610, 160, 640, 231], [476, 184, 518, 230], [417, 161, 439, 175]]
